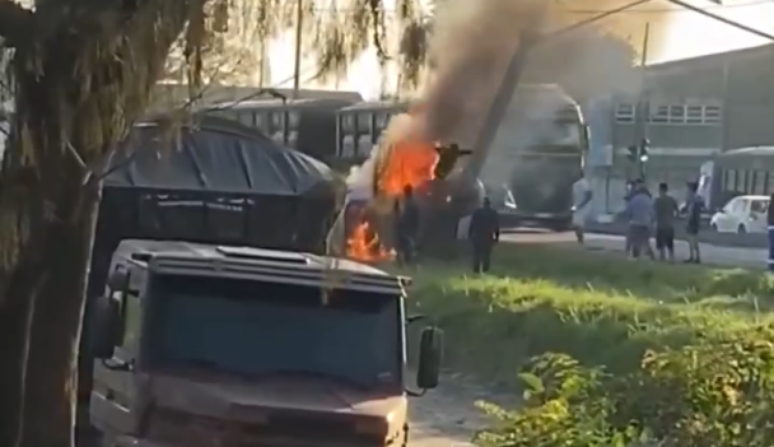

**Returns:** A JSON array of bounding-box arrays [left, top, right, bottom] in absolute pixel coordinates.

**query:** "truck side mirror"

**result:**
[[416, 326, 443, 390], [92, 294, 123, 359], [106, 269, 129, 291]]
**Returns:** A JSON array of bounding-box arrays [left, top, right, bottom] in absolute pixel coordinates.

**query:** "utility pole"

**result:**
[[292, 0, 303, 98], [632, 22, 650, 180], [463, 0, 652, 183]]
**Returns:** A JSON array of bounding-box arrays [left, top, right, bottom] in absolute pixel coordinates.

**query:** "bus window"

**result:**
[[356, 113, 371, 136], [740, 170, 750, 193], [288, 111, 300, 130], [753, 171, 765, 194], [287, 111, 300, 147], [726, 169, 737, 192], [375, 112, 390, 134], [269, 112, 285, 142], [237, 111, 255, 127], [255, 112, 267, 129], [338, 114, 356, 158]]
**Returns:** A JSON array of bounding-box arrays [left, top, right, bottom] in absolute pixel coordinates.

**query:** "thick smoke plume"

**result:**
[[336, 0, 675, 256], [419, 0, 672, 147]]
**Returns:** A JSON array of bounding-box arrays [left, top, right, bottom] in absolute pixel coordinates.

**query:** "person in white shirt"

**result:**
[[571, 173, 593, 245]]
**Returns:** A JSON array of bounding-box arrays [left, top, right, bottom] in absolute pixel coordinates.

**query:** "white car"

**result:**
[[710, 195, 769, 234]]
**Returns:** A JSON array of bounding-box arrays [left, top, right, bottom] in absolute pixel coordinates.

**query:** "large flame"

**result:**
[[345, 110, 440, 262], [376, 140, 438, 198]]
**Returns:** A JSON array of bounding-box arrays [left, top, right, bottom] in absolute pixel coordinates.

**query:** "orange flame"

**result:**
[[346, 109, 440, 262], [377, 140, 439, 198], [346, 219, 393, 262]]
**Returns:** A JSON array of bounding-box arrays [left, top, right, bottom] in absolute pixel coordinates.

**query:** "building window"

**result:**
[[686, 105, 703, 124], [668, 105, 685, 124], [649, 105, 669, 123], [614, 103, 635, 123], [703, 105, 721, 124]]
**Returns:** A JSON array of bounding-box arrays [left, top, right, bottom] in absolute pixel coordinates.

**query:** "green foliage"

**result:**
[[404, 246, 774, 384], [400, 244, 774, 446], [476, 342, 774, 447]]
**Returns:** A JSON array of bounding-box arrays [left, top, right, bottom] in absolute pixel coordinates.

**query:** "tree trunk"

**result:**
[[0, 279, 36, 447], [0, 1, 206, 446], [20, 160, 99, 447]]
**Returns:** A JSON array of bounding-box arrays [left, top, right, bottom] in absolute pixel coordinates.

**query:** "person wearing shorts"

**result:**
[[653, 182, 678, 262]]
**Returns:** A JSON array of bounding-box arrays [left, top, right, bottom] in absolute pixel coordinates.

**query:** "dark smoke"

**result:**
[[417, 0, 673, 145]]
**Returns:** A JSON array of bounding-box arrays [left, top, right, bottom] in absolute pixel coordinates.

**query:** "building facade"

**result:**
[[586, 43, 774, 214]]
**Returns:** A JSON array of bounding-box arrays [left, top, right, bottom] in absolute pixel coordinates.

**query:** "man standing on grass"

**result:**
[[684, 181, 704, 264], [571, 171, 593, 245], [625, 181, 655, 260], [653, 182, 679, 262], [396, 185, 420, 264], [468, 197, 500, 273]]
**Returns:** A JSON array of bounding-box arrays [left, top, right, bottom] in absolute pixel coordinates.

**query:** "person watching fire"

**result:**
[[395, 185, 420, 264]]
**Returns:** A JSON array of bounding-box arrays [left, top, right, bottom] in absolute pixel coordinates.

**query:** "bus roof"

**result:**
[[203, 98, 352, 111], [338, 101, 413, 112]]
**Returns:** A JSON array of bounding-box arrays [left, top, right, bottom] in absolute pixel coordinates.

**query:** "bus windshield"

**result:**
[[530, 121, 584, 148]]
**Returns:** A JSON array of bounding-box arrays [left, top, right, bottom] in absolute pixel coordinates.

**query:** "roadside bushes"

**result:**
[[402, 244, 774, 446], [475, 342, 774, 447]]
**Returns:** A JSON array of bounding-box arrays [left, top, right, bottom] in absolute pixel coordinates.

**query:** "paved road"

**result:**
[[500, 229, 767, 269]]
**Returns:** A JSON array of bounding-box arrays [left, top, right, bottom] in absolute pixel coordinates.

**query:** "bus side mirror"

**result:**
[[416, 327, 443, 390]]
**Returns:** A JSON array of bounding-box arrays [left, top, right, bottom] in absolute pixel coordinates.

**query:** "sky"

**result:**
[[656, 0, 774, 63], [266, 0, 774, 99]]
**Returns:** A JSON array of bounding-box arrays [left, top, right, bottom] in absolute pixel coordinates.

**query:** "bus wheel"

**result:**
[[737, 224, 747, 234]]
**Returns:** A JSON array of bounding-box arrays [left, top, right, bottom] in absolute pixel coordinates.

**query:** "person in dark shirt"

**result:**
[[396, 185, 420, 264], [684, 181, 705, 264], [653, 182, 679, 262], [468, 197, 500, 273]]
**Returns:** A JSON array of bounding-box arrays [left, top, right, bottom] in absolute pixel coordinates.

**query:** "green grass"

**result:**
[[399, 244, 774, 387]]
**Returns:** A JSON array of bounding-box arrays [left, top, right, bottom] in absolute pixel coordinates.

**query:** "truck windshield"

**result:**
[[145, 275, 403, 391]]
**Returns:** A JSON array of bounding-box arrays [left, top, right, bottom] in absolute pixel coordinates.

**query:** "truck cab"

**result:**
[[89, 240, 442, 447]]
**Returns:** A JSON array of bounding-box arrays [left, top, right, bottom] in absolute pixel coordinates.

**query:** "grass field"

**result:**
[[400, 244, 774, 387]]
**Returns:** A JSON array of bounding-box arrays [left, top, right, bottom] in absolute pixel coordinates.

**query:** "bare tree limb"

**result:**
[[0, 0, 33, 46]]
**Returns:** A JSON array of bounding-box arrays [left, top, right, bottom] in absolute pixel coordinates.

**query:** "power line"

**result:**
[[305, 0, 771, 15], [566, 0, 772, 14]]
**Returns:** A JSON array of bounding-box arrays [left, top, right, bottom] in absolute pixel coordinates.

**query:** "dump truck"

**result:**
[[74, 116, 445, 444], [89, 240, 442, 447]]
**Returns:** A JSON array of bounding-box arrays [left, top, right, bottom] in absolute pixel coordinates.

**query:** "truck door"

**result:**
[[90, 265, 145, 436]]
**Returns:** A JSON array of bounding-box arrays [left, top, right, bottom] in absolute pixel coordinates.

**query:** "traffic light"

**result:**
[[626, 139, 650, 163], [639, 138, 650, 163]]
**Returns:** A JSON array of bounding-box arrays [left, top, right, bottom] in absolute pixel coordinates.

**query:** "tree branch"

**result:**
[[0, 0, 34, 46]]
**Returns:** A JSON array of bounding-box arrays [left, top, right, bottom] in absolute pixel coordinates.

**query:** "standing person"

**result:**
[[767, 193, 774, 271], [571, 172, 593, 245], [684, 181, 705, 264], [653, 182, 679, 262], [623, 180, 636, 256], [396, 185, 420, 264], [468, 197, 500, 273], [625, 181, 655, 260]]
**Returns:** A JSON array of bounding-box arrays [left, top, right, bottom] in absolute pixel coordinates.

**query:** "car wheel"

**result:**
[[711, 223, 718, 232], [737, 224, 747, 234]]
